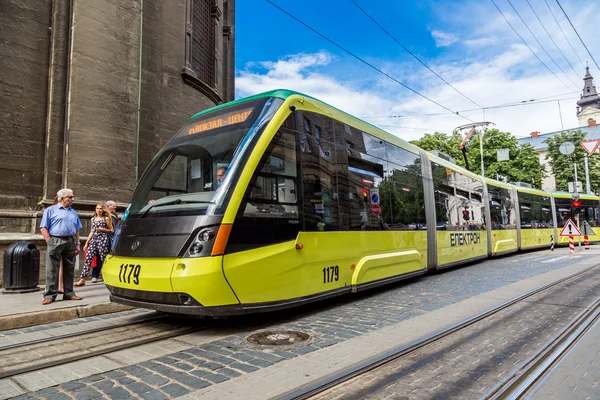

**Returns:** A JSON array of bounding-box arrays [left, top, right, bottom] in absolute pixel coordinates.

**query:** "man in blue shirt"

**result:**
[[40, 188, 83, 304]]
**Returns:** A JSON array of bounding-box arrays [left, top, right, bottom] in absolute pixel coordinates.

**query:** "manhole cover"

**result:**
[[247, 330, 310, 346]]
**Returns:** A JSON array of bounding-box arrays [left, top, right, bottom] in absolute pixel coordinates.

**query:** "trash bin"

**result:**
[[2, 241, 41, 294]]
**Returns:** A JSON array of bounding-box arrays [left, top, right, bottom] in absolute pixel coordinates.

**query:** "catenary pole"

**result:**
[[584, 153, 591, 194]]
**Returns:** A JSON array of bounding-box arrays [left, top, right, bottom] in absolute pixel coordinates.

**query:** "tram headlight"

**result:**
[[189, 242, 203, 255], [198, 229, 215, 242]]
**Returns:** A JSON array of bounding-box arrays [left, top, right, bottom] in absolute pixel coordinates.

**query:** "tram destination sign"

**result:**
[[188, 108, 253, 135]]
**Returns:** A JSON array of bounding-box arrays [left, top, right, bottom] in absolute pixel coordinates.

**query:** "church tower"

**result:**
[[577, 63, 600, 126]]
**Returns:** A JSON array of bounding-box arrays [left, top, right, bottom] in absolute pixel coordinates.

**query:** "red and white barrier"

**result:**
[[584, 235, 589, 250], [569, 236, 575, 254]]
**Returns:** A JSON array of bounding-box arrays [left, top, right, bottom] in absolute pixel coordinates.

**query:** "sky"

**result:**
[[234, 0, 600, 142]]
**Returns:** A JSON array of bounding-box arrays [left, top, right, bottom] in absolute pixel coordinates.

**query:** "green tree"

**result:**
[[410, 132, 465, 167], [545, 130, 600, 192], [411, 129, 545, 187], [467, 129, 544, 188]]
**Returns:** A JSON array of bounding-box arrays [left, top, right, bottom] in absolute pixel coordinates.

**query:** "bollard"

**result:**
[[569, 236, 574, 254], [584, 235, 589, 250], [550, 235, 554, 251]]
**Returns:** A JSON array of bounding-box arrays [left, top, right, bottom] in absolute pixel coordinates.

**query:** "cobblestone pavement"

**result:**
[[1, 249, 596, 399], [310, 266, 600, 399]]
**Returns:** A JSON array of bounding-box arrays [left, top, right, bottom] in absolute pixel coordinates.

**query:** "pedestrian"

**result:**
[[104, 200, 120, 249], [105, 200, 119, 229], [51, 196, 64, 294], [75, 204, 114, 286], [39, 189, 83, 304]]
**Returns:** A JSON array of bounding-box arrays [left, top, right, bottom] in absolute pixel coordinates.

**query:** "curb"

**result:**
[[0, 302, 135, 331]]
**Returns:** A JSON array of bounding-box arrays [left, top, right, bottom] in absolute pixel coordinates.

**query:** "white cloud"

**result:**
[[464, 36, 500, 47], [236, 48, 582, 143], [431, 30, 459, 47]]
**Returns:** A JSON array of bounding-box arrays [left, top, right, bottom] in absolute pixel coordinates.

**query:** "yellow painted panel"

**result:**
[[223, 231, 427, 304], [436, 230, 488, 266], [520, 229, 554, 249], [491, 230, 518, 254], [170, 256, 239, 306], [351, 250, 423, 287], [103, 255, 239, 307], [103, 255, 175, 292]]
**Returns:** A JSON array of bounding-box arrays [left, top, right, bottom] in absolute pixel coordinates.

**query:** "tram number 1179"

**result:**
[[323, 265, 339, 283], [119, 263, 141, 285]]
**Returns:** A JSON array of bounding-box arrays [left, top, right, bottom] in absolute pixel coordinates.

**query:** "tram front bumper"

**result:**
[[102, 255, 239, 315]]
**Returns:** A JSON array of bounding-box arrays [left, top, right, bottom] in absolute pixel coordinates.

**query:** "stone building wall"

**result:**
[[0, 0, 235, 285]]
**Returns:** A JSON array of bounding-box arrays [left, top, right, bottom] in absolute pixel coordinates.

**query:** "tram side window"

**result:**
[[431, 162, 483, 231], [382, 143, 426, 230], [518, 192, 552, 229], [336, 153, 384, 230], [469, 178, 485, 230], [583, 199, 600, 226], [241, 127, 299, 219], [555, 198, 600, 227], [300, 112, 339, 231], [554, 197, 571, 227], [487, 184, 515, 230]]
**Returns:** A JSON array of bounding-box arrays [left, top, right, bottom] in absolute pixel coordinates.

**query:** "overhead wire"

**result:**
[[505, 0, 580, 90], [264, 0, 476, 123], [524, 0, 582, 84], [489, 0, 577, 92], [361, 95, 579, 119], [543, 0, 585, 68], [555, 0, 600, 72], [349, 0, 482, 108]]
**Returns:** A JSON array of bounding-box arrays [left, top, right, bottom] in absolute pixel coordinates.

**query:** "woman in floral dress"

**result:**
[[75, 204, 114, 286]]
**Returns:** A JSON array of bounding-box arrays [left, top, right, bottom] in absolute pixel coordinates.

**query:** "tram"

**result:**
[[103, 89, 600, 316]]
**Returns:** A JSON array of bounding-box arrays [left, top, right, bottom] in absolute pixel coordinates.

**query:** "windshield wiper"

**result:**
[[141, 199, 214, 218]]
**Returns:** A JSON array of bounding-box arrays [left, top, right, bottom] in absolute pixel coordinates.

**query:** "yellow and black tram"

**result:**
[[103, 89, 600, 316]]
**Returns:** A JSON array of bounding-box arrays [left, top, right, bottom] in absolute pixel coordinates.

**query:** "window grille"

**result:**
[[191, 0, 215, 87]]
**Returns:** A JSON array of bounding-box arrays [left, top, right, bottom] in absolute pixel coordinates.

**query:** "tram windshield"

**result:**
[[127, 97, 283, 217]]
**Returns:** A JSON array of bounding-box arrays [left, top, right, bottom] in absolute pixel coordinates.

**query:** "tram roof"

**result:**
[[188, 89, 424, 154], [551, 191, 600, 200], [188, 89, 309, 120]]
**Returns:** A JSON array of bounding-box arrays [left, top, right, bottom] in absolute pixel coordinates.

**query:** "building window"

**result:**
[[192, 0, 214, 85], [183, 0, 222, 103]]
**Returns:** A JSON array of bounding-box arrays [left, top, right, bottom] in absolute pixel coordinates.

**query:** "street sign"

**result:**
[[568, 181, 583, 193], [559, 219, 583, 237], [371, 204, 382, 215], [497, 148, 509, 161], [581, 140, 600, 155], [559, 142, 575, 155], [371, 189, 379, 204], [582, 221, 597, 236]]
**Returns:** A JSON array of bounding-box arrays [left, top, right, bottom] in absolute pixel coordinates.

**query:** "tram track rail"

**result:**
[[488, 297, 600, 399], [0, 312, 161, 351], [274, 264, 600, 400], [0, 315, 208, 380]]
